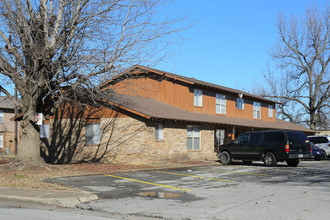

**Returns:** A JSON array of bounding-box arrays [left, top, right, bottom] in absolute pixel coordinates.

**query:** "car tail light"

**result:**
[[310, 143, 312, 153], [285, 144, 290, 152]]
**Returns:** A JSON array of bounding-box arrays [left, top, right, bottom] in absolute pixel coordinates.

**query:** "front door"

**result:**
[[215, 129, 225, 152]]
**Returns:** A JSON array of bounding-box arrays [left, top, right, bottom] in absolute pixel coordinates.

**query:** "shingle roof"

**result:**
[[106, 65, 277, 104], [106, 92, 314, 133], [0, 96, 15, 109]]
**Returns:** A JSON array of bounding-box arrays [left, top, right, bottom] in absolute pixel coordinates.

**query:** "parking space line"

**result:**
[[153, 171, 236, 182], [197, 169, 270, 176], [105, 174, 190, 191]]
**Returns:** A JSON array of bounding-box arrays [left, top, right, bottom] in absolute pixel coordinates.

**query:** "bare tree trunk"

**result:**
[[16, 118, 44, 164], [10, 102, 46, 169]]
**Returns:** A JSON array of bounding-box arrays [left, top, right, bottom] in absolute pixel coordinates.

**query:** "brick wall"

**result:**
[[42, 116, 218, 164], [0, 109, 15, 132], [0, 132, 15, 155]]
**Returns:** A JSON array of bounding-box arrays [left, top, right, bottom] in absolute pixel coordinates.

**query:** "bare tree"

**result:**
[[0, 0, 187, 168], [256, 3, 330, 130]]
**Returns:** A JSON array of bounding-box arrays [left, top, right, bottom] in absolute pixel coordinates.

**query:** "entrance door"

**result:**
[[215, 129, 225, 151]]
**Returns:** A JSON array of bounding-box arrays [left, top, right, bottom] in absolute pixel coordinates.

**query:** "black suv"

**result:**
[[218, 130, 311, 167]]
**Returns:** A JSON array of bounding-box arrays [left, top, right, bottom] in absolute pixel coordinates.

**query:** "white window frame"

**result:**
[[236, 98, 244, 109], [194, 89, 203, 107], [0, 110, 3, 123], [85, 123, 100, 144], [253, 102, 261, 119], [155, 123, 164, 140], [187, 125, 201, 150], [216, 94, 226, 114], [40, 124, 50, 139], [0, 133, 3, 148], [268, 104, 274, 118]]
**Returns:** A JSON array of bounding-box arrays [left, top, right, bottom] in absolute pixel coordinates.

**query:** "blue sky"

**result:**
[[155, 0, 328, 93]]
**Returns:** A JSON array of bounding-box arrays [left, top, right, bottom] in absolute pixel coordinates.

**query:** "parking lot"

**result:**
[[50, 160, 330, 219]]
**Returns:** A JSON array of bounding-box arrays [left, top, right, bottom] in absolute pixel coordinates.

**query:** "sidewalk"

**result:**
[[0, 187, 98, 208]]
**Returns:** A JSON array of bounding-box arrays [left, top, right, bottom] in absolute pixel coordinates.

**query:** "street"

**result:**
[[46, 160, 330, 220]]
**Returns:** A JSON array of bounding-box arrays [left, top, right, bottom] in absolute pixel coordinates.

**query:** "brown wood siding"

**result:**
[[107, 76, 276, 122]]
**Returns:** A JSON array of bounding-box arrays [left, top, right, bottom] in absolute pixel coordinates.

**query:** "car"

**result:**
[[218, 130, 312, 167], [310, 142, 325, 160], [307, 135, 330, 157]]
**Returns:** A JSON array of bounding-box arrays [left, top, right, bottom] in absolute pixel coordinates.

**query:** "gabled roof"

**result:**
[[105, 92, 314, 133], [102, 65, 277, 104], [0, 96, 15, 109]]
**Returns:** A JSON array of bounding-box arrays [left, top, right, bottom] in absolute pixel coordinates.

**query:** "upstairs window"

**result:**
[[0, 110, 3, 123], [85, 123, 100, 144], [236, 98, 244, 109], [216, 94, 226, 114], [268, 105, 274, 118], [155, 123, 164, 140], [194, 89, 203, 107], [253, 102, 261, 119]]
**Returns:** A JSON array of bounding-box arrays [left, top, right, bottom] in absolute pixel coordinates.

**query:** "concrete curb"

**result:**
[[0, 187, 98, 208]]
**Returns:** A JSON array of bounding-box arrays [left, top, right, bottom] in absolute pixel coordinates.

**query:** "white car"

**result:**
[[308, 135, 330, 157]]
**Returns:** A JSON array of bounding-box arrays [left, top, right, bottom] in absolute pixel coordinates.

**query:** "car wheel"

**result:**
[[220, 151, 232, 165], [286, 159, 299, 167], [263, 152, 277, 167], [242, 160, 252, 165]]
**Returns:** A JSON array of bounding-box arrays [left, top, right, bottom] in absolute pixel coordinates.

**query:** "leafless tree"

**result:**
[[0, 0, 188, 169], [256, 4, 330, 130]]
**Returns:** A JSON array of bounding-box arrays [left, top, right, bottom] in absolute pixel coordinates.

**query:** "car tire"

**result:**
[[220, 151, 231, 165], [242, 160, 252, 165], [286, 159, 299, 167], [263, 152, 277, 167]]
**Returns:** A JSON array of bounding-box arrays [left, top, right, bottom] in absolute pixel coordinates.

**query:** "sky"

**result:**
[[154, 0, 329, 93], [0, 0, 327, 97]]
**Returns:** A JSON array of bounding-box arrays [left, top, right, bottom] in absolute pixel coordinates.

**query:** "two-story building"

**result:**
[[0, 96, 16, 155], [41, 65, 315, 164]]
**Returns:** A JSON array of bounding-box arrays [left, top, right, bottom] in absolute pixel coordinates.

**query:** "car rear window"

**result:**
[[308, 137, 329, 144], [287, 131, 308, 144]]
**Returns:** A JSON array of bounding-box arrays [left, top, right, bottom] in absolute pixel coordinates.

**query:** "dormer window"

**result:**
[[194, 89, 202, 107]]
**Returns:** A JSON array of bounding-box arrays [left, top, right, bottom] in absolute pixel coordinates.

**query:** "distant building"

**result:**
[[317, 130, 330, 136], [0, 96, 16, 155]]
